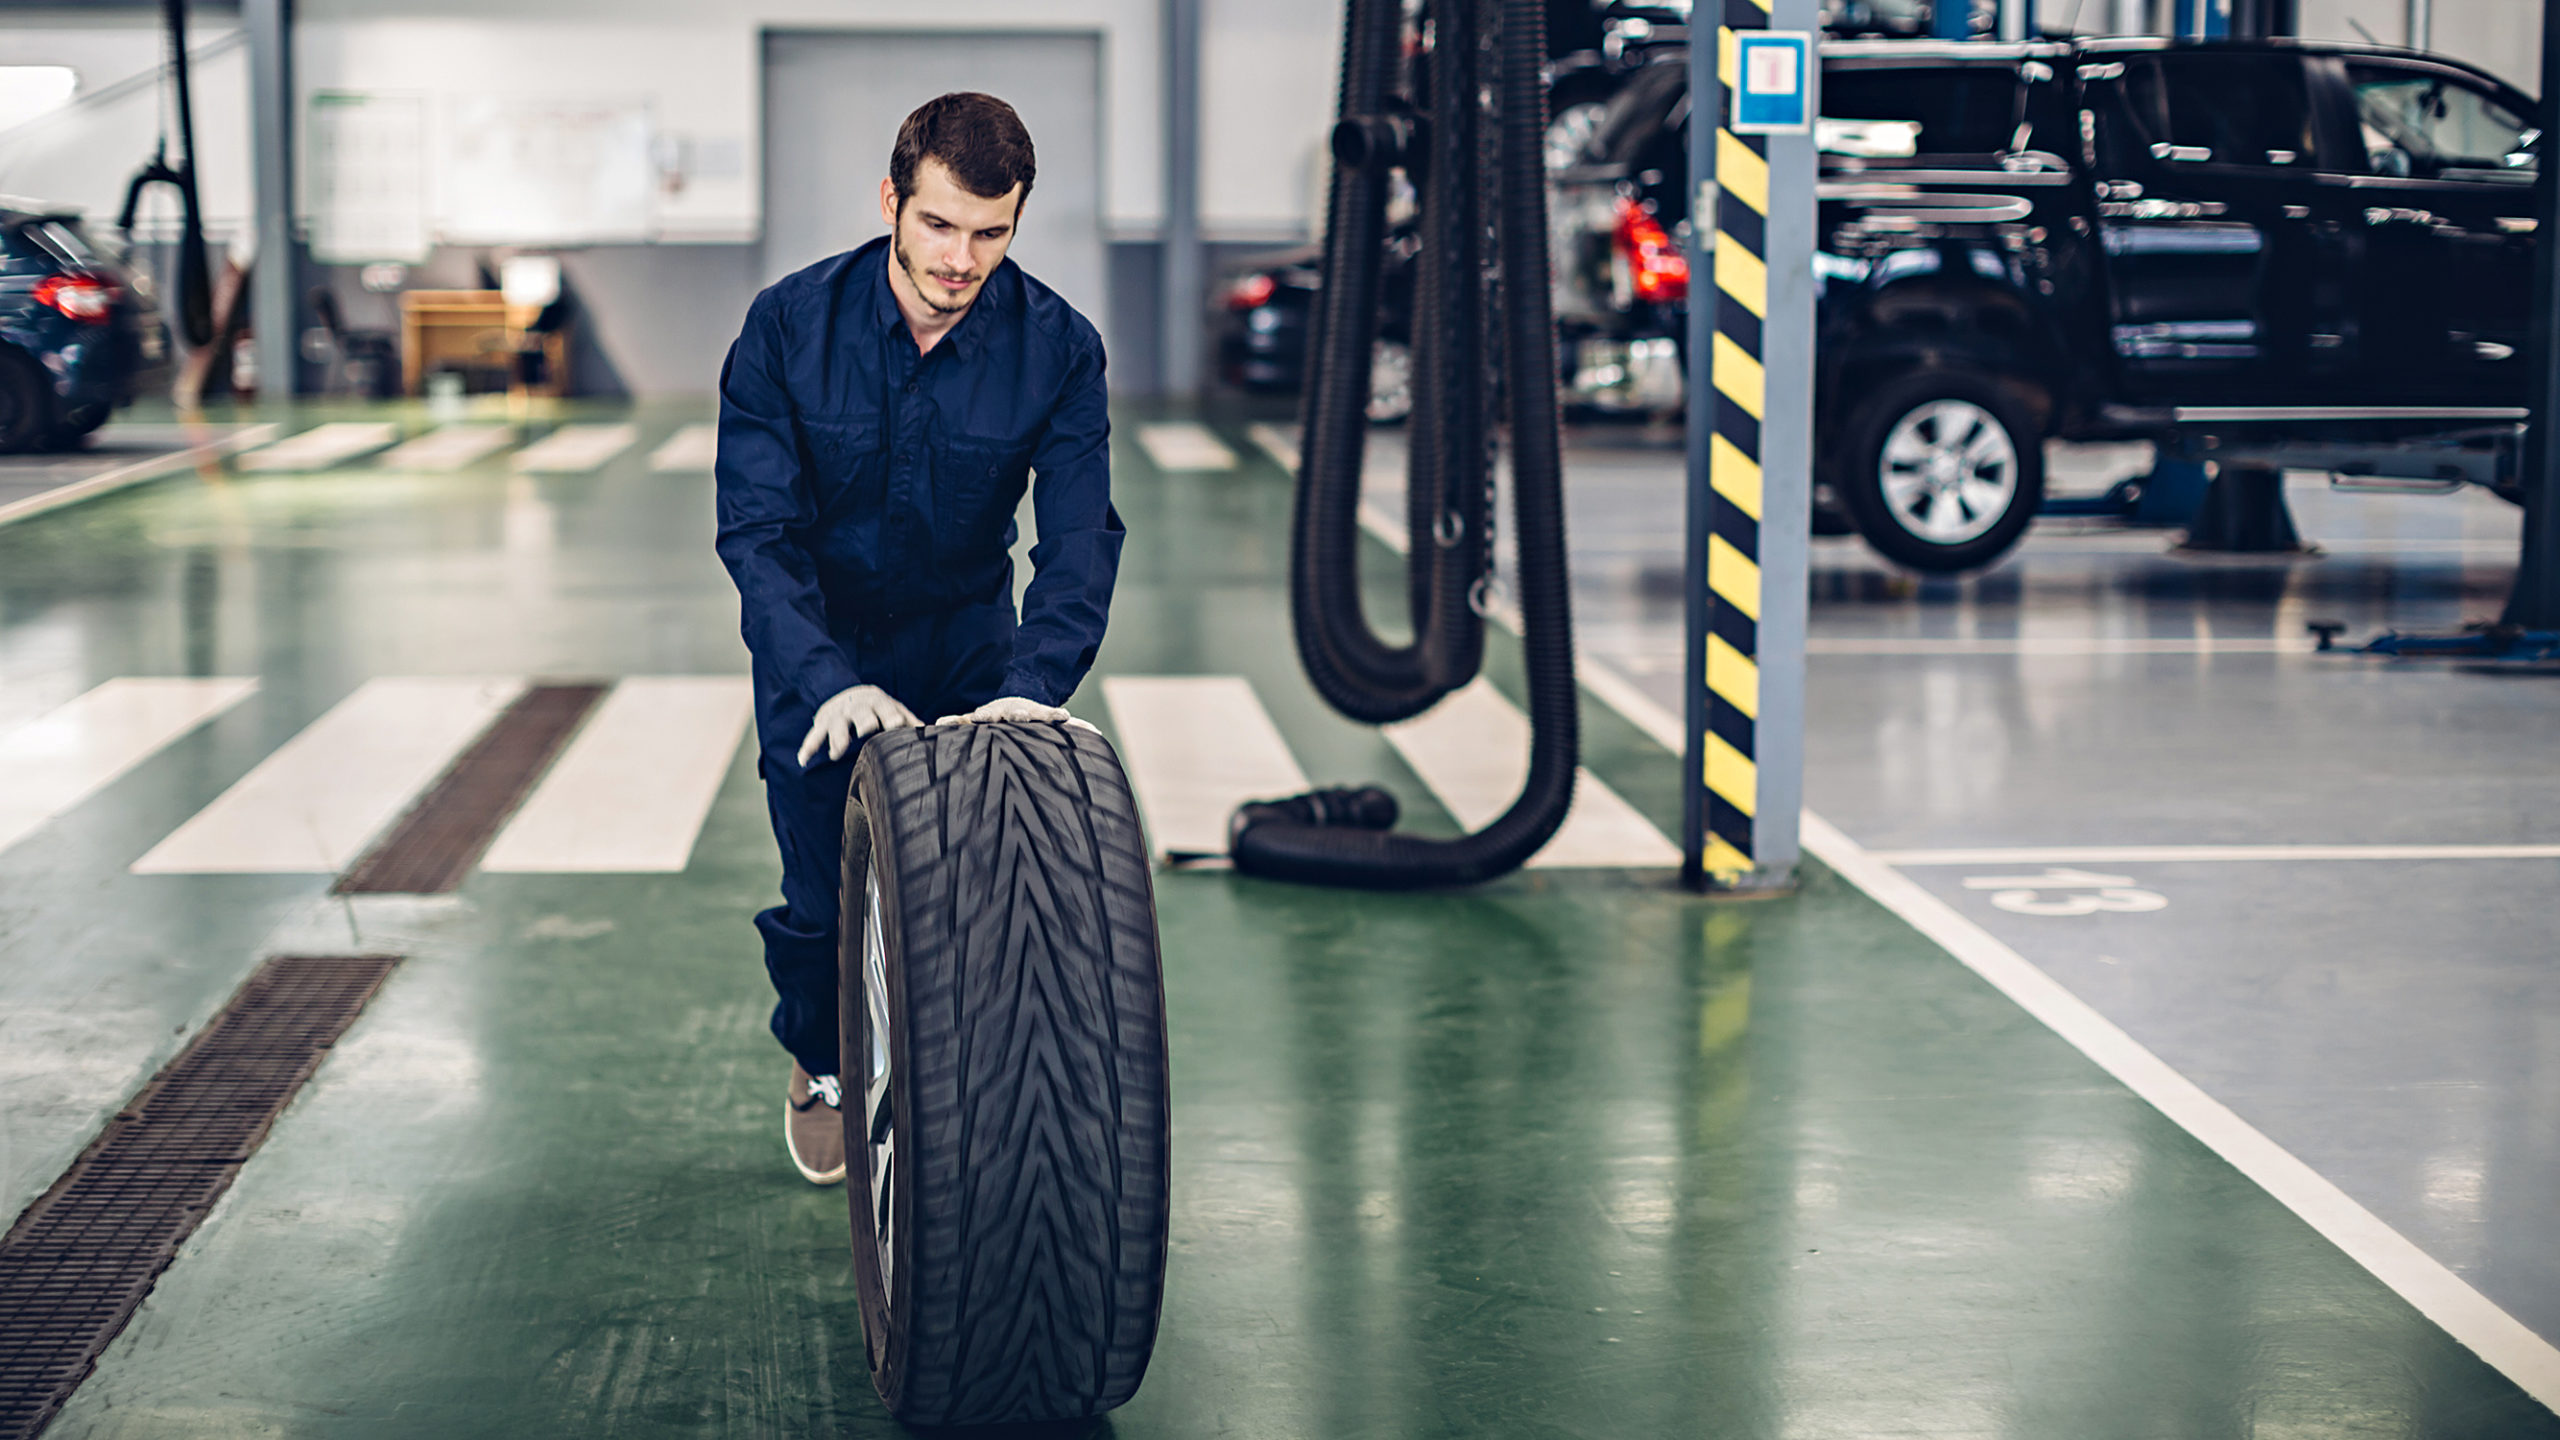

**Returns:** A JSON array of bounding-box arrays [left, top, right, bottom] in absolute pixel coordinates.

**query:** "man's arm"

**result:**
[[1002, 337, 1125, 705], [714, 298, 863, 713]]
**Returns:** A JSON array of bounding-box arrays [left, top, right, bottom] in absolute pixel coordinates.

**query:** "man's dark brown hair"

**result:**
[[890, 93, 1037, 211]]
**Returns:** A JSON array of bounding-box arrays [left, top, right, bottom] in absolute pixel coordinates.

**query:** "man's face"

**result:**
[[878, 159, 1024, 317]]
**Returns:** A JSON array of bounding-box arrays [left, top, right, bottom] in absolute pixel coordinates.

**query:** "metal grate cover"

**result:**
[[0, 954, 399, 1440], [335, 681, 606, 894]]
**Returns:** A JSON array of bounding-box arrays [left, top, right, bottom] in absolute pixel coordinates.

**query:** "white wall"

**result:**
[[2298, 0, 2540, 90], [294, 20, 758, 244], [294, 0, 1176, 243], [1201, 0, 1340, 242], [2029, 0, 2543, 90], [3, 2, 1344, 250], [0, 15, 252, 243]]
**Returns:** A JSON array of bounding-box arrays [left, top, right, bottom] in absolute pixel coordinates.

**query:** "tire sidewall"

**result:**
[[1838, 368, 2044, 573], [840, 754, 914, 1407], [0, 350, 56, 455]]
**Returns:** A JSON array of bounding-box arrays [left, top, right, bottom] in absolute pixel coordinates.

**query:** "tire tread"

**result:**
[[850, 722, 1168, 1427]]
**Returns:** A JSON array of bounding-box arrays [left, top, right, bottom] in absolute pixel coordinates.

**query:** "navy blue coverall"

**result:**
[[714, 236, 1122, 1077]]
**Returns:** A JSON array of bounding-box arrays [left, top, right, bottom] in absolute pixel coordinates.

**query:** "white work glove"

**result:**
[[797, 684, 920, 767], [935, 696, 1099, 733]]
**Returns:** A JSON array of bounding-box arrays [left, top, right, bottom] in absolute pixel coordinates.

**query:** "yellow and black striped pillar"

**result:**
[[1682, 0, 1807, 891]]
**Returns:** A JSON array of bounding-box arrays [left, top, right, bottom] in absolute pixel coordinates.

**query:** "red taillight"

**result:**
[[1613, 198, 1688, 304], [1224, 273, 1278, 311], [35, 274, 116, 323]]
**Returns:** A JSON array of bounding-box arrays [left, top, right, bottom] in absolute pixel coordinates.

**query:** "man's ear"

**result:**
[[879, 177, 899, 230]]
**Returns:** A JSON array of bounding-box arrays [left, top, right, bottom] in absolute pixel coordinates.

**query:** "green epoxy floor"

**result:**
[[3, 402, 2553, 1437]]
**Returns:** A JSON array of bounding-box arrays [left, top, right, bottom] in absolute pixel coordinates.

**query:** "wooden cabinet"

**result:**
[[397, 290, 569, 397]]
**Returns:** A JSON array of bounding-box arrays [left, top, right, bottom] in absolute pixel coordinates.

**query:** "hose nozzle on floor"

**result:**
[[1228, 785, 1400, 848]]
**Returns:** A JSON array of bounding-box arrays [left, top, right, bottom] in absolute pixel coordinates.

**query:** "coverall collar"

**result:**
[[869, 235, 1010, 363]]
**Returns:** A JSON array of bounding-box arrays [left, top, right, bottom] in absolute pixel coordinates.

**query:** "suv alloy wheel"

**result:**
[[1837, 368, 2046, 573]]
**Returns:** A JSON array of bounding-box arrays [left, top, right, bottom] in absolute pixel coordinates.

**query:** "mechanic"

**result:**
[[714, 91, 1122, 1186]]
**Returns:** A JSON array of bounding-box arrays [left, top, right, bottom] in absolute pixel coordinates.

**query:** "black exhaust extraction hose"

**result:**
[[1231, 0, 1579, 890], [1290, 0, 1487, 726]]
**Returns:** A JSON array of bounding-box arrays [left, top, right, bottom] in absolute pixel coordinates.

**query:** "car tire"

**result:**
[[0, 349, 56, 455], [1837, 369, 2044, 573], [840, 720, 1169, 1428], [43, 402, 110, 452]]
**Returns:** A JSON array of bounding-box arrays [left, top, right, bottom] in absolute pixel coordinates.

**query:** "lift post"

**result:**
[[2505, 0, 2560, 631], [1681, 2, 1815, 892]]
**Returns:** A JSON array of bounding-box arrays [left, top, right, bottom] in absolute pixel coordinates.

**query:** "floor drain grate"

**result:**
[[335, 681, 606, 894], [0, 954, 398, 1440]]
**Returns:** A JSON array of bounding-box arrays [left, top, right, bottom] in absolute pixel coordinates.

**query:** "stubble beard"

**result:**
[[893, 234, 977, 316]]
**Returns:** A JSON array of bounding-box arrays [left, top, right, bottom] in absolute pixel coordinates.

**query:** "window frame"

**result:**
[[2109, 49, 2325, 174], [2335, 56, 2538, 185]]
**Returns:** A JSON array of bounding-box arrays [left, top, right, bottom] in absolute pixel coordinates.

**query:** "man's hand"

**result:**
[[936, 696, 1098, 732], [797, 685, 920, 767]]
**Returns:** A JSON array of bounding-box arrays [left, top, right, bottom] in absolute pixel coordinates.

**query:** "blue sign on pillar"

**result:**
[[1731, 32, 1816, 135]]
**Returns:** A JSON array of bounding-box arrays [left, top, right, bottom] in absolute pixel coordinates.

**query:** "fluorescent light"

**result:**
[[0, 67, 78, 134]]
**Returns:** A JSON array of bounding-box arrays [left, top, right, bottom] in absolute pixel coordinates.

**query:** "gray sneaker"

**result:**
[[786, 1062, 847, 1185]]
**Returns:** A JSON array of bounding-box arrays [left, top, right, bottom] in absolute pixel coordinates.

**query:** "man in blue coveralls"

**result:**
[[714, 92, 1122, 1185]]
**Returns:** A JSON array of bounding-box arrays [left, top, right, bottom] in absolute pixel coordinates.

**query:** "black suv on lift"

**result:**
[[1811, 37, 2538, 569], [1547, 38, 2540, 569]]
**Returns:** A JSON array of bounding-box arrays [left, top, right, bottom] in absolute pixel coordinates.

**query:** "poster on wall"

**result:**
[[440, 96, 654, 246], [307, 92, 432, 264]]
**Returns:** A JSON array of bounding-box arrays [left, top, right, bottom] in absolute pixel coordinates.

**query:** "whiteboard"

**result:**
[[307, 91, 432, 264], [440, 95, 654, 245]]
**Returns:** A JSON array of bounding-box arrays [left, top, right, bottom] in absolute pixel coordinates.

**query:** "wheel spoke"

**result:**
[[1877, 398, 2017, 546], [862, 861, 896, 1302]]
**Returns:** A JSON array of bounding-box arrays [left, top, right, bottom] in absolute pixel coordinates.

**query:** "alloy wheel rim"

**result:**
[[862, 861, 895, 1304], [1878, 399, 2018, 544]]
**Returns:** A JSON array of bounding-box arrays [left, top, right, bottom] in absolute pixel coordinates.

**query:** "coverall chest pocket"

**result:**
[[935, 434, 1033, 557], [803, 416, 884, 520]]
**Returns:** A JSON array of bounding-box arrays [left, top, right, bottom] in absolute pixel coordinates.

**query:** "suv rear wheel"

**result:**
[[1838, 369, 2044, 573], [0, 349, 55, 455]]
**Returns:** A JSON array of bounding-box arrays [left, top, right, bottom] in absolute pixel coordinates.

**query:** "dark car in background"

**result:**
[[0, 205, 163, 453], [1217, 224, 1421, 424], [1810, 38, 2539, 568]]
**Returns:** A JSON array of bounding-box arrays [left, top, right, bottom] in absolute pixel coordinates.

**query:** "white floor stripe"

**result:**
[[1135, 422, 1238, 472], [131, 676, 526, 874], [1101, 676, 1308, 860], [0, 678, 259, 857], [377, 424, 515, 472], [1808, 636, 2313, 656], [481, 676, 753, 873], [1246, 421, 1300, 473], [1874, 842, 2560, 866], [1799, 810, 2560, 1414], [1384, 678, 1679, 868], [0, 424, 278, 529], [1357, 500, 1410, 552], [513, 423, 638, 474], [1317, 428, 2560, 1404], [235, 422, 401, 473], [648, 423, 720, 472]]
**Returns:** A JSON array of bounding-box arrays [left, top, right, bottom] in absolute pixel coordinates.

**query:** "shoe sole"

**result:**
[[785, 1099, 848, 1186]]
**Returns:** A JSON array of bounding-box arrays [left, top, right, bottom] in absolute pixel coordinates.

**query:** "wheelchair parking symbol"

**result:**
[[1961, 868, 2168, 916]]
